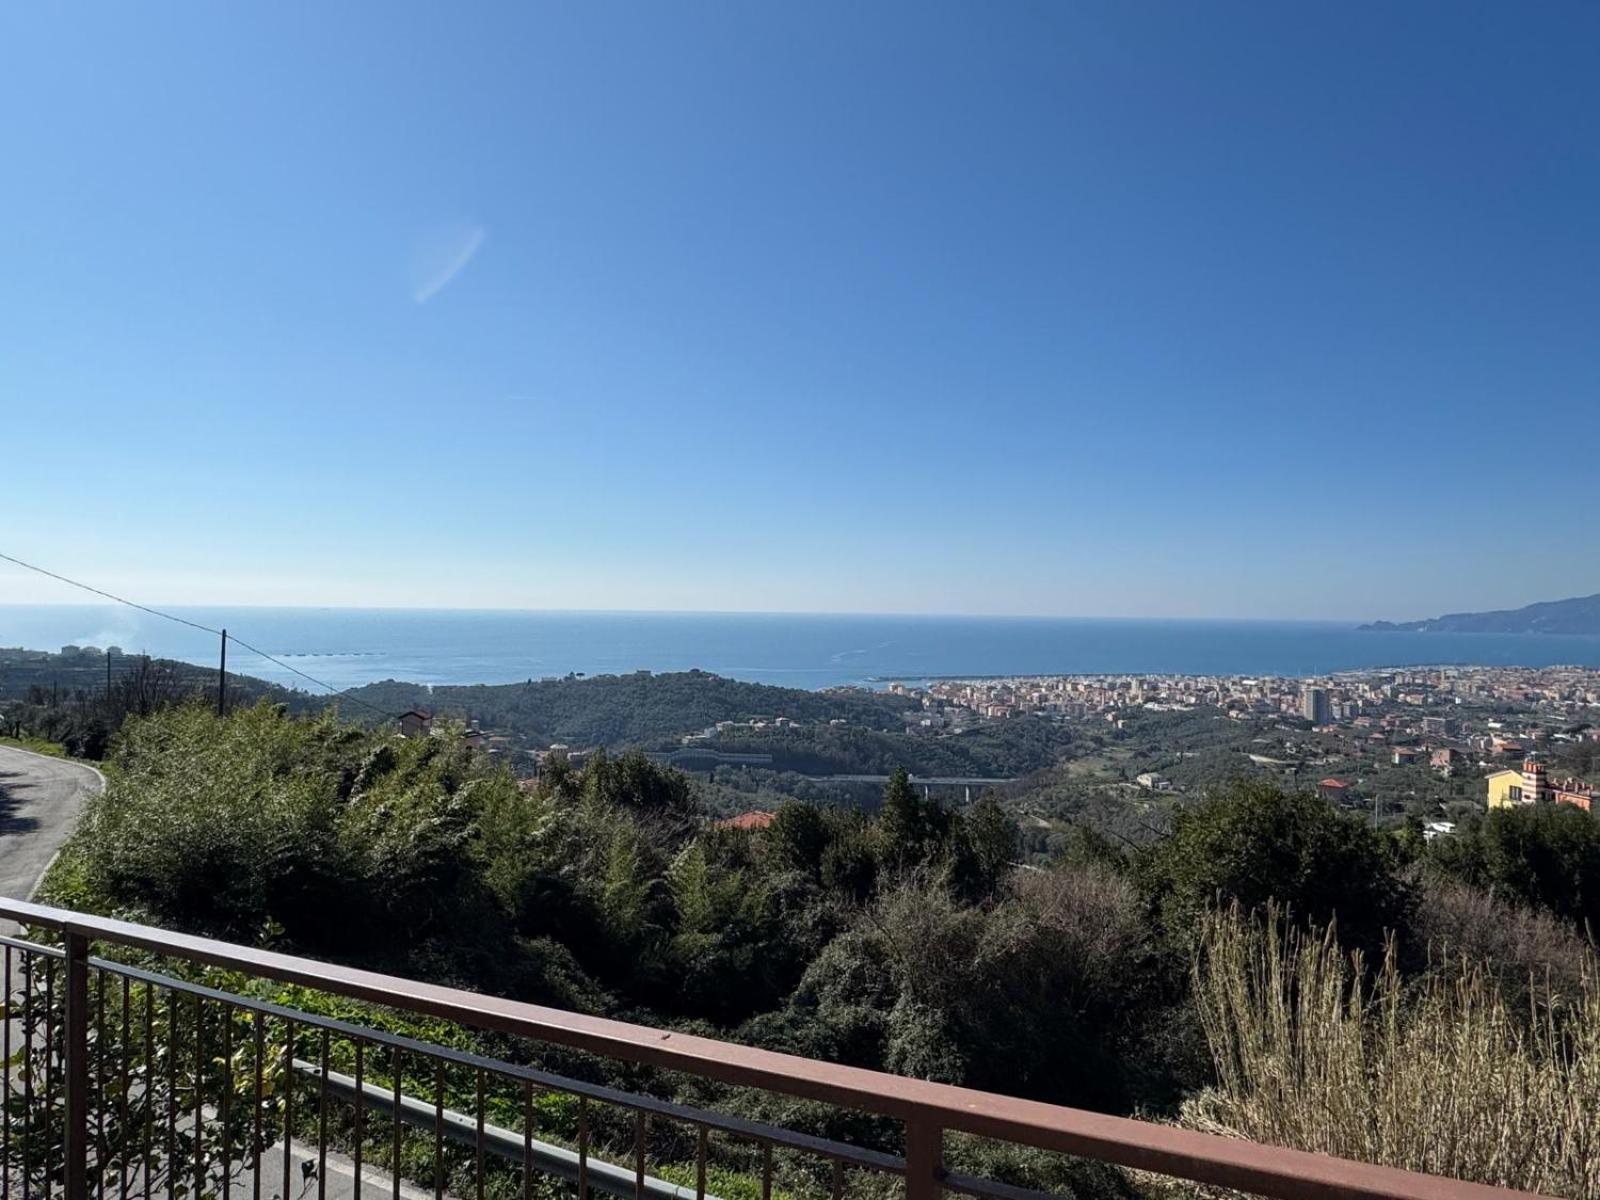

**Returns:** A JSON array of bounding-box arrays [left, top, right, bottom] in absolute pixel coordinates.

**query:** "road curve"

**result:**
[[0, 745, 103, 926]]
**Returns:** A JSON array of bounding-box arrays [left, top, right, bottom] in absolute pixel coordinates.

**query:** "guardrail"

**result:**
[[0, 898, 1554, 1200]]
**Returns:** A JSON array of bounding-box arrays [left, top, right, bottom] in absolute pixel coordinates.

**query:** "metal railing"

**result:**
[[0, 898, 1554, 1200]]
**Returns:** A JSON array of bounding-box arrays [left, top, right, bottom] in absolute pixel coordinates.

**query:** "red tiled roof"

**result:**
[[716, 810, 776, 831]]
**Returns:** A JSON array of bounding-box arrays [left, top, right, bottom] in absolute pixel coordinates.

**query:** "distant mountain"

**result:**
[[1360, 594, 1600, 635]]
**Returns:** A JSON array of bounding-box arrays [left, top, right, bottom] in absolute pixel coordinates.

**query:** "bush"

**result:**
[[1409, 875, 1596, 1004], [76, 702, 356, 939], [1431, 803, 1600, 931], [1140, 780, 1412, 957]]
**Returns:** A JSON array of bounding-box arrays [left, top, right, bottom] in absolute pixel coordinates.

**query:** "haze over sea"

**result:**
[[6, 606, 1600, 693]]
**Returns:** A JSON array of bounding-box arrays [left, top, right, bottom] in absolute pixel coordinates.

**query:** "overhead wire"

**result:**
[[0, 550, 401, 719]]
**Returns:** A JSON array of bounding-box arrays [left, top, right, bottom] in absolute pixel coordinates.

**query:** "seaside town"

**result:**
[[874, 666, 1600, 828]]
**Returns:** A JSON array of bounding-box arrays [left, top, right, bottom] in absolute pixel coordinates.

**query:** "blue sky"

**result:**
[[2, 2, 1597, 620]]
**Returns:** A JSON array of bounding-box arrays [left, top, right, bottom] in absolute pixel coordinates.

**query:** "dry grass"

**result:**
[[1178, 903, 1600, 1198]]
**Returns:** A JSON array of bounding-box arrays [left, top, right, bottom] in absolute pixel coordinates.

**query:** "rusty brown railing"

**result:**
[[0, 898, 1553, 1200]]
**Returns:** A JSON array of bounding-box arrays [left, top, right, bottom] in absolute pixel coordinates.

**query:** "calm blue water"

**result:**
[[4, 605, 1600, 692]]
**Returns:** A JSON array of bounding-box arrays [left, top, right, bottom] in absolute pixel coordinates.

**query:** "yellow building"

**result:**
[[1486, 769, 1524, 809]]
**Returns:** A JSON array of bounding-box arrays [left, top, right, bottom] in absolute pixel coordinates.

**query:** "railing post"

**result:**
[[905, 1119, 943, 1200], [63, 931, 90, 1200]]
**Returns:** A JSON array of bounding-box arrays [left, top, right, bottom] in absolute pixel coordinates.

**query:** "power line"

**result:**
[[0, 551, 219, 636], [0, 550, 399, 720]]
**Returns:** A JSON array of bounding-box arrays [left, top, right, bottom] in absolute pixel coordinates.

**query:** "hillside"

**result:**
[[0, 645, 316, 710], [337, 669, 920, 746], [1360, 593, 1600, 635]]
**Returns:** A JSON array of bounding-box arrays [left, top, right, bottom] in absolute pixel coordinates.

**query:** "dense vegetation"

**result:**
[[694, 718, 1076, 779], [339, 670, 921, 744], [43, 701, 1600, 1196], [0, 645, 313, 758]]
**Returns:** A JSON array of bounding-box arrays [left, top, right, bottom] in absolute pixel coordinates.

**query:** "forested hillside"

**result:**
[[700, 718, 1075, 777], [0, 645, 316, 757], [338, 670, 919, 744]]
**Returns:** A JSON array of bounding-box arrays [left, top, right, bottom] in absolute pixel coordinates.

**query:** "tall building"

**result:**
[[1301, 686, 1332, 725], [1522, 754, 1553, 805]]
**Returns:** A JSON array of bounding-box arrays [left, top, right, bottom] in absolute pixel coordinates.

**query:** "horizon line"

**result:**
[[0, 599, 1398, 625]]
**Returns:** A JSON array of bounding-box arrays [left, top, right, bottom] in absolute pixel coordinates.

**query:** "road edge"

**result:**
[[0, 745, 106, 900]]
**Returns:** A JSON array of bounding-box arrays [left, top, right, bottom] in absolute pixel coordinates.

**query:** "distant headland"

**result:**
[[1361, 594, 1600, 636]]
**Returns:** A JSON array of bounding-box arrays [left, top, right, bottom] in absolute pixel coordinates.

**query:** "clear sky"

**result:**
[[3, 2, 1597, 621]]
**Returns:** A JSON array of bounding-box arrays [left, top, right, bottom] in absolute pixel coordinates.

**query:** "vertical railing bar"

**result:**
[[43, 955, 54, 1200], [192, 994, 204, 1200], [64, 934, 91, 1200], [431, 1062, 444, 1200], [119, 974, 131, 1200], [473, 1068, 485, 1200], [142, 983, 153, 1200], [252, 1012, 264, 1200], [93, 967, 104, 1200], [903, 1121, 943, 1200], [3, 943, 11, 1200], [831, 1160, 843, 1200], [165, 992, 177, 1200], [632, 1112, 645, 1200], [576, 1097, 589, 1200], [281, 1020, 296, 1200], [521, 1079, 533, 1200], [22, 951, 34, 1200], [391, 1049, 403, 1200], [220, 1005, 233, 1200], [760, 1142, 772, 1200], [316, 1029, 329, 1200], [694, 1127, 707, 1200], [352, 1040, 364, 1200]]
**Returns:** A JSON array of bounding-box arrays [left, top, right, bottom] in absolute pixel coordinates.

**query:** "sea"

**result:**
[[5, 605, 1600, 694]]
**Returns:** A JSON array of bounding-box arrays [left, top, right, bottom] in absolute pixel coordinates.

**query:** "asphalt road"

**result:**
[[0, 744, 103, 930]]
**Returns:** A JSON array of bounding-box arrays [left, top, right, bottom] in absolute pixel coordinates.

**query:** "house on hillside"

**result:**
[[399, 709, 432, 738], [1317, 778, 1354, 805], [1486, 768, 1524, 808]]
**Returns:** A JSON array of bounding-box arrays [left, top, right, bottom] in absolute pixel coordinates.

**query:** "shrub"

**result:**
[[1409, 874, 1596, 1004], [76, 702, 355, 938], [1184, 903, 1600, 1197], [1140, 781, 1412, 957], [1431, 803, 1600, 931]]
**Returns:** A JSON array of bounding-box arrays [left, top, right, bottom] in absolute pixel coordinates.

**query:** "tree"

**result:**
[[877, 767, 951, 872], [1431, 803, 1600, 930], [946, 798, 1017, 900], [582, 749, 698, 817], [765, 800, 831, 878], [1139, 780, 1413, 956]]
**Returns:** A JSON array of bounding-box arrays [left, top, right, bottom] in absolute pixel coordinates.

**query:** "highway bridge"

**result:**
[[819, 774, 1014, 786]]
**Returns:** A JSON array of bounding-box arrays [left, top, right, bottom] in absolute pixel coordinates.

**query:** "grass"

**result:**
[[1180, 902, 1600, 1198], [0, 734, 68, 757]]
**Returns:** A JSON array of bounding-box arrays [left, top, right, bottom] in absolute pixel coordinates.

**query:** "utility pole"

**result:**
[[105, 648, 112, 700], [217, 628, 228, 718]]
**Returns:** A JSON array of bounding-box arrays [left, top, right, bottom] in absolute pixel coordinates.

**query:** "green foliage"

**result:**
[[702, 718, 1074, 779], [581, 748, 697, 816], [65, 699, 1600, 1178], [876, 767, 951, 872], [337, 670, 919, 745], [1139, 779, 1414, 957], [757, 868, 1178, 1112], [0, 734, 68, 757], [764, 801, 831, 877], [78, 702, 358, 941], [1430, 802, 1600, 930]]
